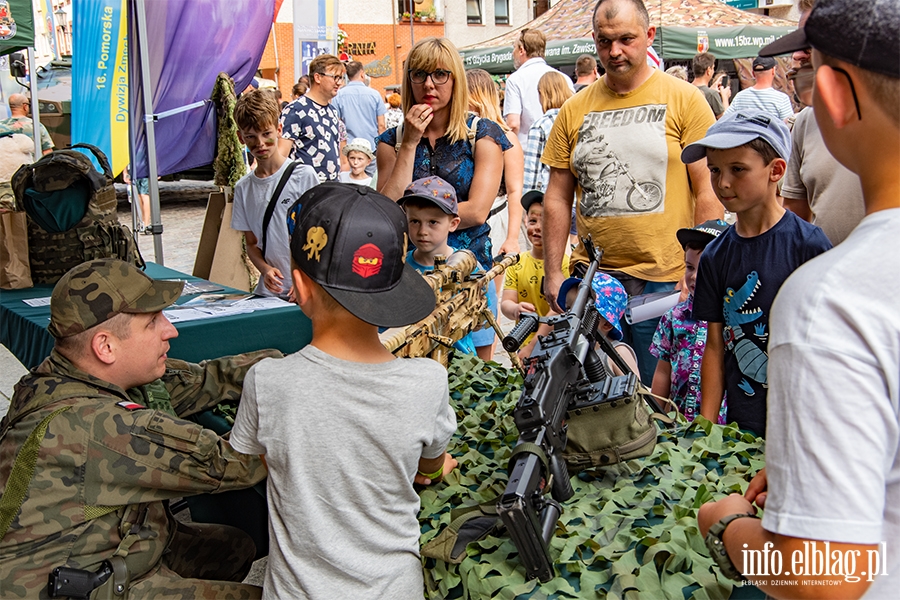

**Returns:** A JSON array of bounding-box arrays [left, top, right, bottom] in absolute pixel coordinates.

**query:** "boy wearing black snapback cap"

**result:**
[[649, 219, 729, 425], [230, 183, 458, 598], [699, 0, 900, 595], [685, 110, 832, 437]]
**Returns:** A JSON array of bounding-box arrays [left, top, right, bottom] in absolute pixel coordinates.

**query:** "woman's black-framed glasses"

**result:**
[[408, 69, 452, 85], [829, 66, 862, 121]]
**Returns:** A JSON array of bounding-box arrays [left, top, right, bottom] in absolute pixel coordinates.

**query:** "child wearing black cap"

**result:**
[[649, 220, 729, 424], [500, 190, 570, 357], [230, 183, 457, 598], [685, 110, 831, 437]]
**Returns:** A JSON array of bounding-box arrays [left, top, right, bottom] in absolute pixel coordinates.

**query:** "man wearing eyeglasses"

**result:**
[[1, 93, 54, 155], [779, 0, 864, 245], [280, 55, 347, 182], [503, 28, 573, 145]]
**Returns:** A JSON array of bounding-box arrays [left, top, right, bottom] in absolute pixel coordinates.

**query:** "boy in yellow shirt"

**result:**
[[501, 191, 569, 357]]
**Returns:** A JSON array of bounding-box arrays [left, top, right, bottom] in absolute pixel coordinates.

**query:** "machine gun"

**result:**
[[381, 250, 520, 368], [497, 240, 669, 582]]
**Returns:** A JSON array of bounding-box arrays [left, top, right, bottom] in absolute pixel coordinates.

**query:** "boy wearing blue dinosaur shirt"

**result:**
[[686, 111, 832, 436]]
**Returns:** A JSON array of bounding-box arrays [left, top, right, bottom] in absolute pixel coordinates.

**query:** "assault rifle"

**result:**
[[381, 250, 520, 368], [497, 241, 668, 582]]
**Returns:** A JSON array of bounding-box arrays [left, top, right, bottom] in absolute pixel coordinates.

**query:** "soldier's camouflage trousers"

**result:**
[[126, 520, 260, 599]]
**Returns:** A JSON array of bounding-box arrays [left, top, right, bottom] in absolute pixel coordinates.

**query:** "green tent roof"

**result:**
[[460, 0, 797, 74]]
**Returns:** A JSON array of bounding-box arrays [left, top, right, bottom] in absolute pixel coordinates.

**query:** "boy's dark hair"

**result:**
[[575, 54, 597, 76], [684, 240, 709, 252], [402, 196, 458, 217], [746, 137, 781, 165], [345, 60, 364, 79], [234, 89, 281, 132], [692, 53, 717, 77], [820, 53, 900, 128]]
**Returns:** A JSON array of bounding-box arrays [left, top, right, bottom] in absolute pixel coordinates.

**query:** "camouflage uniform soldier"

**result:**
[[0, 259, 280, 598]]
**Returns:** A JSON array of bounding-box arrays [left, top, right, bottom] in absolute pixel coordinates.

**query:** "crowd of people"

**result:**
[[1, 0, 897, 597]]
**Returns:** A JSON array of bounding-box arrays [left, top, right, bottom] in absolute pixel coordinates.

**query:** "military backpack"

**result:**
[[11, 144, 143, 284]]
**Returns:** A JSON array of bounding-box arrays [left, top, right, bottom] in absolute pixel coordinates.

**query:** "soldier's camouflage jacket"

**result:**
[[0, 348, 280, 598]]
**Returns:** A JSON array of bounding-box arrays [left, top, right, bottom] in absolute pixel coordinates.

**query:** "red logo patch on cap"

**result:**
[[352, 243, 384, 278]]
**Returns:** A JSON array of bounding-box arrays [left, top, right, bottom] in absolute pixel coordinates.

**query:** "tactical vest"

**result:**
[[11, 144, 143, 284]]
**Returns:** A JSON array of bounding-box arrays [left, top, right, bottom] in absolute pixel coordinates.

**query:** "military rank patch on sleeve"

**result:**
[[117, 400, 145, 411]]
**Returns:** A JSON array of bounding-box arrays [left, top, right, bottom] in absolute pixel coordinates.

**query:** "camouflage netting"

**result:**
[[211, 73, 247, 188], [425, 353, 766, 599]]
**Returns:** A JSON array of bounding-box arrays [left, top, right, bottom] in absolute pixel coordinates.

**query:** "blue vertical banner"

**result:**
[[71, 0, 129, 175], [293, 0, 337, 80]]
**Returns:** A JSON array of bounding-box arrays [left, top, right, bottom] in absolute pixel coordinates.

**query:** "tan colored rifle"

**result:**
[[381, 250, 521, 369]]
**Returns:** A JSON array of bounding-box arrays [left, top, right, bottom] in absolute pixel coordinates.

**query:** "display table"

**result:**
[[425, 354, 766, 599], [0, 262, 311, 369]]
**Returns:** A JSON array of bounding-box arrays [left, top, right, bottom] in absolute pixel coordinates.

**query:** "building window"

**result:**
[[495, 0, 509, 25], [467, 0, 482, 24]]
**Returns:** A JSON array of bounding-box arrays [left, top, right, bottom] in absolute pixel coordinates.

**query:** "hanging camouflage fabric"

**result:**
[[11, 144, 144, 284]]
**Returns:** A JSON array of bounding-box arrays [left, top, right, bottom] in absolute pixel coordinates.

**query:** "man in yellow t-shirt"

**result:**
[[541, 0, 721, 384]]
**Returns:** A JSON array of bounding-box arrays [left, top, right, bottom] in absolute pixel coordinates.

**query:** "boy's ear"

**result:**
[[449, 215, 461, 232], [291, 267, 311, 307], [814, 63, 857, 130], [276, 122, 283, 136], [769, 158, 787, 183], [236, 129, 245, 145]]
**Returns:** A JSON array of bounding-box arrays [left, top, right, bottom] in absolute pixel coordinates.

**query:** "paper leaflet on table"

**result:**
[[164, 294, 293, 323], [625, 290, 681, 324]]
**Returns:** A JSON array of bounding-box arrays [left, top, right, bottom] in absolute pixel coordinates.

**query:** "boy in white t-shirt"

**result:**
[[231, 89, 319, 297], [338, 138, 376, 188], [230, 183, 458, 599]]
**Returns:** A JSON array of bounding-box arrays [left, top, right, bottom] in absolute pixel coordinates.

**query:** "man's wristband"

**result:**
[[705, 512, 760, 581], [417, 465, 444, 481]]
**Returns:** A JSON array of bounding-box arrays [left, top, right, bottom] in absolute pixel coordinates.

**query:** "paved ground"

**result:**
[[116, 180, 218, 273]]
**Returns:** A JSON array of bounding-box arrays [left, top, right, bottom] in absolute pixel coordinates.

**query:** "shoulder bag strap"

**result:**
[[260, 161, 298, 259]]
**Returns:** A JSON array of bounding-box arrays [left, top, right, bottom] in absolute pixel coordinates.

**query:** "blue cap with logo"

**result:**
[[681, 110, 791, 164]]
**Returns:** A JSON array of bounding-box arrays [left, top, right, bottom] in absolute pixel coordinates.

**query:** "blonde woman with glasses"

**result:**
[[377, 37, 511, 361]]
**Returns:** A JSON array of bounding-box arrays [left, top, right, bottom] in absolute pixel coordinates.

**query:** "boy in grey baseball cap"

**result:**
[[683, 109, 832, 437]]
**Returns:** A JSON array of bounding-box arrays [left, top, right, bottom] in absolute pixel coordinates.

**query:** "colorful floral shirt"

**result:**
[[650, 295, 727, 424]]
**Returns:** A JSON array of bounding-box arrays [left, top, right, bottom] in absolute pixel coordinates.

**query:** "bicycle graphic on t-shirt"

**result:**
[[584, 147, 663, 214]]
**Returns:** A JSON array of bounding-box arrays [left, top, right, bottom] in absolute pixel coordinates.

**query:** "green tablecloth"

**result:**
[[428, 354, 766, 599], [0, 262, 311, 369]]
